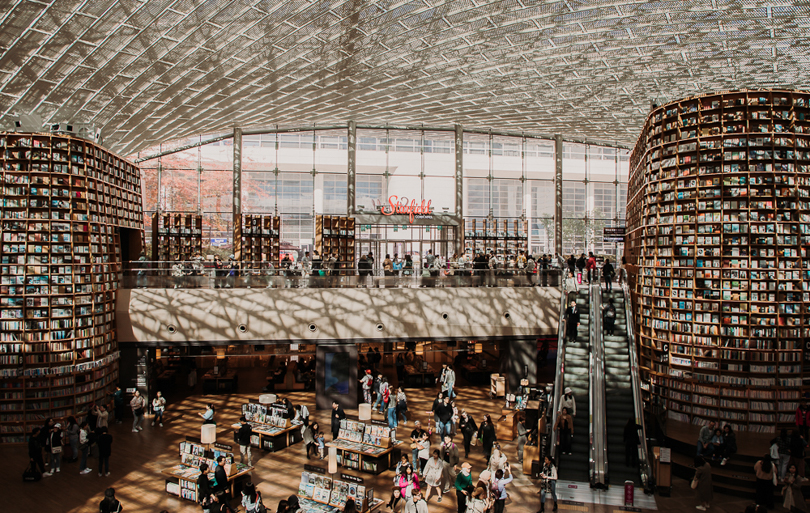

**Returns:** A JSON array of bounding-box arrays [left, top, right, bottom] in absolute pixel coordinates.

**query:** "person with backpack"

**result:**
[[99, 487, 123, 513], [360, 369, 374, 404], [241, 481, 265, 513], [491, 465, 513, 513], [603, 298, 616, 336], [602, 259, 615, 291], [382, 378, 391, 413]]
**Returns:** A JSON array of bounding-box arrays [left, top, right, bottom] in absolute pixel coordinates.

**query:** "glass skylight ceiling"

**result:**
[[0, 0, 806, 156]]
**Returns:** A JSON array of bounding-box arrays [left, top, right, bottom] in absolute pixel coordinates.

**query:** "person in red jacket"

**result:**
[[796, 402, 810, 440], [586, 252, 597, 284]]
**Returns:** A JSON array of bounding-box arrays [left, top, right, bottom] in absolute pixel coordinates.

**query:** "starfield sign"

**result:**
[[378, 195, 434, 223]]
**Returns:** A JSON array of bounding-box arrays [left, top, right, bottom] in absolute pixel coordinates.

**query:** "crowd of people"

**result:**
[[692, 416, 810, 512], [137, 248, 569, 289]]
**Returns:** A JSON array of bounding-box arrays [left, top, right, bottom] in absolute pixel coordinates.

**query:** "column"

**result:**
[[347, 121, 356, 215], [455, 124, 464, 255], [233, 128, 243, 260], [555, 134, 563, 256], [500, 339, 537, 394]]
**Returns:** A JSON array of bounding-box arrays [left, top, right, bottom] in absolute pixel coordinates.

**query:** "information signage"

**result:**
[[603, 226, 626, 243]]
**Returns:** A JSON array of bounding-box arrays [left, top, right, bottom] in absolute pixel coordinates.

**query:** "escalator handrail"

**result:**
[[622, 271, 653, 489], [589, 269, 608, 487], [548, 266, 571, 461]]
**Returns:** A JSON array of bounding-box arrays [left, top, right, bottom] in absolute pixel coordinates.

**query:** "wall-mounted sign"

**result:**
[[210, 238, 229, 246], [603, 226, 626, 243], [375, 196, 434, 223]]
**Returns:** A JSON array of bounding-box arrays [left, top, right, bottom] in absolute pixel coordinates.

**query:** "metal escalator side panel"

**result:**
[[549, 270, 573, 461], [589, 270, 608, 488], [621, 279, 654, 490]]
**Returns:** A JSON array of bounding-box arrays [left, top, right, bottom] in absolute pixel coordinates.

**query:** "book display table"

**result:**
[[326, 420, 399, 475], [162, 439, 253, 503], [297, 470, 384, 512], [233, 402, 303, 452]]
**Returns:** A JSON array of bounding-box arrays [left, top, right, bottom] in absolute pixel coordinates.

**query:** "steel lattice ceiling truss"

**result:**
[[0, 0, 806, 156]]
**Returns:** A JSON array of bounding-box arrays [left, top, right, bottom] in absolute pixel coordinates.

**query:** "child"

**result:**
[[316, 431, 325, 459]]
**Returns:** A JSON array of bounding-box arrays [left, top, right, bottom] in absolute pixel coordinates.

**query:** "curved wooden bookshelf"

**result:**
[[0, 132, 143, 443], [625, 90, 810, 434]]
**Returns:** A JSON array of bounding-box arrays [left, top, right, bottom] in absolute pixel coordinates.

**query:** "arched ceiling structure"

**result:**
[[0, 0, 807, 156]]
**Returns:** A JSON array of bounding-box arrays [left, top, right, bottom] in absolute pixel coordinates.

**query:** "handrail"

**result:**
[[548, 267, 571, 461], [590, 269, 608, 488], [622, 271, 653, 490]]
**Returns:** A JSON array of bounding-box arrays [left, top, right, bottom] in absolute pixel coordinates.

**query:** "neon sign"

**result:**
[[379, 195, 434, 223]]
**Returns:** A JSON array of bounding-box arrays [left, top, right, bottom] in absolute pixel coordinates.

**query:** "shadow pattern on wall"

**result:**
[[116, 287, 561, 345]]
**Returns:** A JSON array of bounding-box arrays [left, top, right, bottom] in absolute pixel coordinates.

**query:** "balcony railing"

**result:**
[[123, 261, 563, 289]]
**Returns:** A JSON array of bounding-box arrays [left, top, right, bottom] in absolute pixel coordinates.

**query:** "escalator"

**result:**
[[556, 289, 592, 483], [602, 288, 640, 485]]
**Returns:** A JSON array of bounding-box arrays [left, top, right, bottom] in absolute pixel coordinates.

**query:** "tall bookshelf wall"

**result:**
[[0, 132, 143, 443], [150, 213, 203, 262], [234, 214, 280, 265], [625, 90, 810, 434], [314, 215, 355, 272]]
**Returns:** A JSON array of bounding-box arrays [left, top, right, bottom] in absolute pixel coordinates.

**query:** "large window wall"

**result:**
[[139, 128, 629, 259]]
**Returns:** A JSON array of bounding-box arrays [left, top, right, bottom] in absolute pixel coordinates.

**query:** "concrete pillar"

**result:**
[[555, 134, 563, 256], [347, 121, 356, 215], [455, 124, 464, 254], [500, 339, 537, 393], [233, 128, 243, 260]]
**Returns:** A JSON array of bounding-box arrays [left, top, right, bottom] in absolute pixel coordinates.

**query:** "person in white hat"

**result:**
[[560, 387, 576, 417], [48, 423, 64, 474]]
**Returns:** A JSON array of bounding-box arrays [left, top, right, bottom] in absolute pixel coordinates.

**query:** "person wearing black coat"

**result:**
[[97, 426, 113, 476], [602, 259, 615, 291], [567, 255, 576, 276], [480, 414, 497, 463], [565, 301, 581, 342], [98, 487, 123, 513], [575, 254, 586, 280], [28, 427, 45, 474], [198, 462, 213, 508], [459, 411, 478, 458], [214, 456, 230, 501], [331, 401, 346, 439], [237, 416, 253, 465], [623, 418, 641, 467]]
